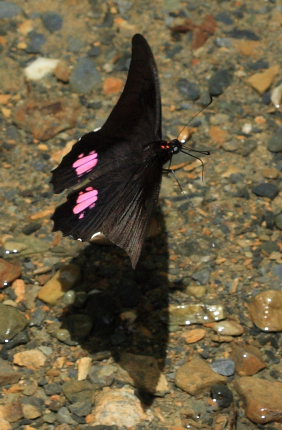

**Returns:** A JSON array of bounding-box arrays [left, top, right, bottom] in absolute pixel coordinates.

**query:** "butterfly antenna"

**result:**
[[177, 95, 213, 143]]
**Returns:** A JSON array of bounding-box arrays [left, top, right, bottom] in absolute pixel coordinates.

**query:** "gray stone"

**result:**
[[70, 57, 101, 93], [252, 182, 278, 199], [41, 12, 63, 32], [267, 129, 282, 153], [0, 1, 22, 18], [211, 359, 235, 376]]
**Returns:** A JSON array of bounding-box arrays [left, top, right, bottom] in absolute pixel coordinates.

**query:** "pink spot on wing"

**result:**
[[73, 188, 98, 216], [72, 151, 98, 176]]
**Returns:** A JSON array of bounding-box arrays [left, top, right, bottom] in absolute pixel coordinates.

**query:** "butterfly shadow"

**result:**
[[60, 205, 170, 407]]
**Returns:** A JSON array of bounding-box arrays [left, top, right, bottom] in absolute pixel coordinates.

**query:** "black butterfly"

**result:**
[[51, 34, 207, 268]]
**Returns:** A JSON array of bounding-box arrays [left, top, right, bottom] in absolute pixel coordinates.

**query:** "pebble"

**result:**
[[77, 357, 92, 381], [252, 182, 278, 199], [181, 328, 206, 343], [231, 343, 266, 375], [26, 31, 46, 54], [246, 65, 280, 94], [70, 57, 102, 93], [234, 376, 282, 424], [216, 11, 233, 25], [38, 264, 80, 304], [22, 399, 43, 419], [62, 380, 95, 403], [0, 258, 21, 288], [267, 128, 282, 152], [170, 303, 225, 327], [211, 359, 235, 376], [54, 60, 71, 83], [211, 383, 233, 408], [271, 83, 282, 108], [0, 1, 22, 18], [275, 213, 282, 230], [176, 78, 200, 100], [248, 289, 282, 331], [117, 353, 169, 396], [103, 77, 124, 95], [226, 28, 260, 40], [0, 58, 24, 94], [14, 97, 81, 141], [88, 364, 116, 388], [41, 12, 63, 32], [13, 349, 46, 370], [87, 387, 149, 427], [24, 57, 60, 81], [209, 320, 244, 336], [175, 356, 227, 395], [208, 69, 233, 96], [0, 399, 23, 423], [68, 400, 92, 417], [57, 406, 76, 425], [0, 303, 28, 342], [0, 358, 21, 385]]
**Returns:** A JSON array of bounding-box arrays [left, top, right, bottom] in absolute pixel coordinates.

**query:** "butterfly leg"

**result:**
[[162, 168, 183, 193]]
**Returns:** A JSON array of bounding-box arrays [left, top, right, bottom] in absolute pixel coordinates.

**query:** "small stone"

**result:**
[[226, 28, 260, 40], [13, 349, 46, 370], [271, 83, 282, 108], [267, 128, 282, 153], [234, 376, 282, 424], [26, 31, 46, 54], [77, 357, 92, 381], [14, 97, 81, 141], [68, 400, 92, 417], [181, 328, 206, 343], [185, 285, 207, 298], [0, 258, 21, 288], [117, 353, 169, 396], [175, 356, 227, 395], [0, 418, 11, 430], [208, 69, 233, 96], [88, 387, 148, 427], [22, 402, 42, 419], [210, 320, 244, 336], [262, 167, 279, 179], [38, 264, 80, 304], [248, 290, 282, 332], [0, 1, 22, 18], [103, 77, 124, 94], [24, 57, 59, 81], [170, 303, 225, 327], [0, 400, 23, 423], [70, 57, 101, 93], [246, 65, 280, 94], [231, 344, 266, 375], [89, 364, 117, 388], [57, 407, 76, 425], [62, 380, 95, 403], [211, 359, 235, 376], [252, 182, 278, 199], [176, 78, 200, 100], [211, 383, 233, 408], [275, 213, 282, 230], [41, 12, 63, 32], [0, 358, 21, 385], [0, 304, 28, 342], [54, 60, 71, 83]]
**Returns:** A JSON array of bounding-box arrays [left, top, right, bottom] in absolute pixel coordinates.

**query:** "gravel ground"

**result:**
[[0, 0, 282, 429]]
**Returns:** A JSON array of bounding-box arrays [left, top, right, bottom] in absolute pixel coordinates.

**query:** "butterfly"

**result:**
[[51, 34, 208, 268]]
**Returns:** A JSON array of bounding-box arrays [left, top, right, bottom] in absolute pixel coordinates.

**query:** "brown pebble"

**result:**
[[175, 356, 227, 395], [0, 258, 21, 288], [234, 376, 282, 424], [262, 167, 279, 179], [181, 328, 206, 343], [38, 264, 80, 304], [209, 320, 244, 336], [54, 60, 71, 83], [248, 290, 282, 331], [0, 400, 23, 423], [231, 344, 266, 375], [22, 403, 41, 419], [103, 77, 124, 94], [246, 65, 280, 94], [13, 349, 46, 370]]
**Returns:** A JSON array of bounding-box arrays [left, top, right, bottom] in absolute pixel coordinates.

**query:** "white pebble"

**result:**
[[24, 57, 59, 81]]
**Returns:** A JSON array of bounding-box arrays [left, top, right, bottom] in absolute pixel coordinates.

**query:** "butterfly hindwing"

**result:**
[[51, 153, 163, 268]]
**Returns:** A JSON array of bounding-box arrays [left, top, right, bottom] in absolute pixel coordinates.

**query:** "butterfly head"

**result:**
[[160, 139, 182, 155]]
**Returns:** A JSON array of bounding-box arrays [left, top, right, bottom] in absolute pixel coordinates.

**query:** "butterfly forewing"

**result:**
[[51, 34, 162, 194]]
